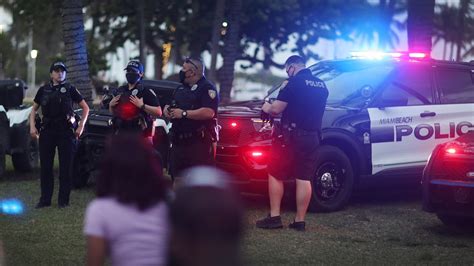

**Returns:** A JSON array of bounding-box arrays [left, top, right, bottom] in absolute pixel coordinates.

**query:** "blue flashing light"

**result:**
[[1, 199, 25, 215]]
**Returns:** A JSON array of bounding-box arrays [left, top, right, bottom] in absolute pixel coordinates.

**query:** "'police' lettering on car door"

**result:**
[[371, 122, 473, 143]]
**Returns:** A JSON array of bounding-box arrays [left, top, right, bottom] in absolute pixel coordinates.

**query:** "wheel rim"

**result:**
[[313, 161, 345, 202], [28, 139, 39, 164]]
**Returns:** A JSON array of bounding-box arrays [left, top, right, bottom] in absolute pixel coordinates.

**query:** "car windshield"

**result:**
[[310, 60, 395, 108]]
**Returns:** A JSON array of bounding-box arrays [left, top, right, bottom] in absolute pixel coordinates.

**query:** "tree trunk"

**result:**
[[209, 0, 226, 83], [443, 41, 447, 60], [219, 0, 242, 104], [407, 0, 435, 54], [449, 42, 455, 60], [138, 0, 146, 65], [61, 0, 93, 106]]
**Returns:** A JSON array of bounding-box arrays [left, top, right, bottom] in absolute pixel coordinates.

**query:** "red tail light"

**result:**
[[230, 122, 238, 128], [244, 148, 268, 165], [446, 148, 457, 154]]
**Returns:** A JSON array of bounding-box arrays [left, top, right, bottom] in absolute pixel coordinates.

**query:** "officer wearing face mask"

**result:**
[[29, 61, 90, 209], [164, 57, 219, 180], [109, 60, 162, 141], [256, 55, 328, 232]]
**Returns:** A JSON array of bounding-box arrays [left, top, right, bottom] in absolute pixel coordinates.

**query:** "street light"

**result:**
[[30, 49, 38, 90]]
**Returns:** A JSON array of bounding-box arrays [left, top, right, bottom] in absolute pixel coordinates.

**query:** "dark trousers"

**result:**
[[169, 138, 215, 179], [38, 128, 76, 205]]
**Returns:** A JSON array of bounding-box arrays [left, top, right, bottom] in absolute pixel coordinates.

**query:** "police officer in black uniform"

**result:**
[[164, 58, 219, 180], [108, 60, 162, 142], [256, 55, 328, 231], [29, 61, 90, 208]]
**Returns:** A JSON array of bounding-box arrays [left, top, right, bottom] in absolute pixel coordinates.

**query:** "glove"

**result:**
[[260, 110, 271, 123]]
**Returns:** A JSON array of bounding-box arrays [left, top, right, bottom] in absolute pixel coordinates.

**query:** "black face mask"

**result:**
[[126, 72, 140, 84], [179, 70, 186, 83]]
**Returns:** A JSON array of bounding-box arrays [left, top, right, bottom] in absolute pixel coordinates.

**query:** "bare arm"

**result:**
[[262, 100, 288, 116], [29, 103, 40, 139], [169, 107, 215, 120], [75, 100, 90, 138], [86, 236, 107, 266]]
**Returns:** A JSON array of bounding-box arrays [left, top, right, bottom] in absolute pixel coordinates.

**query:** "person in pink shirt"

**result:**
[[84, 133, 170, 266]]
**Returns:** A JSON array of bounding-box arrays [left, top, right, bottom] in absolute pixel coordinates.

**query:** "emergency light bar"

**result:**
[[350, 51, 428, 60]]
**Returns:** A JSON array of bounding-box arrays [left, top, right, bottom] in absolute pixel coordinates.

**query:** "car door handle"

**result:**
[[420, 111, 436, 118]]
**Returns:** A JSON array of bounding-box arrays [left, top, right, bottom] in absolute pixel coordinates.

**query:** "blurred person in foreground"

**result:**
[[168, 166, 244, 266], [164, 58, 219, 181], [256, 55, 328, 231], [83, 133, 169, 266], [29, 61, 89, 208]]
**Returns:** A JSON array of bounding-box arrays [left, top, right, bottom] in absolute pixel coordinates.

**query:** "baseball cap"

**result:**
[[124, 60, 144, 73], [50, 61, 67, 73]]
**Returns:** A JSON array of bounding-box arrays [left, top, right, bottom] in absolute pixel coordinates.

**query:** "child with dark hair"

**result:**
[[84, 133, 169, 266]]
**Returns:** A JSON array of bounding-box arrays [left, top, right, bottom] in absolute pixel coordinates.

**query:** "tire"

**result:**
[[437, 214, 473, 227], [153, 127, 170, 168], [0, 145, 5, 177], [72, 142, 91, 189], [12, 135, 39, 172], [309, 145, 355, 212]]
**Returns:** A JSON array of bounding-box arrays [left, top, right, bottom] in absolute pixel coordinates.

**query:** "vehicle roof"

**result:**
[[141, 79, 181, 91], [0, 79, 27, 87]]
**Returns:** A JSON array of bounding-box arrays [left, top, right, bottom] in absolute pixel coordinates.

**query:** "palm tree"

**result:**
[[209, 0, 226, 83], [407, 0, 435, 53], [220, 0, 242, 104], [61, 0, 93, 105]]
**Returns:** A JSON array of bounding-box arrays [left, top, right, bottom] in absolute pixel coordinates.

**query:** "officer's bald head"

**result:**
[[184, 57, 205, 77], [285, 55, 305, 68]]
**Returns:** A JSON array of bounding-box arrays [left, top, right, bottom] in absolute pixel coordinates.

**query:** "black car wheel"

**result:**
[[72, 142, 91, 189], [0, 145, 5, 177], [12, 132, 39, 172], [309, 145, 354, 212], [437, 214, 473, 227]]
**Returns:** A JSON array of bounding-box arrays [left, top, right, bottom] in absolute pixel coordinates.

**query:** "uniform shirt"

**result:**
[[33, 82, 83, 121], [277, 68, 329, 132], [113, 82, 160, 137], [84, 198, 169, 266], [171, 77, 219, 133]]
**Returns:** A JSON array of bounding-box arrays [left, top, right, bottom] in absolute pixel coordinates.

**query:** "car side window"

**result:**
[[435, 68, 474, 104], [380, 66, 432, 106]]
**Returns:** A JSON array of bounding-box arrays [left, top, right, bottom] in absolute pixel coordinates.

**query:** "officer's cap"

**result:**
[[50, 61, 67, 73], [124, 60, 144, 73]]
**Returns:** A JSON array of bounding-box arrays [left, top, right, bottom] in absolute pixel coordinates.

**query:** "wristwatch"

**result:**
[[182, 110, 187, 118]]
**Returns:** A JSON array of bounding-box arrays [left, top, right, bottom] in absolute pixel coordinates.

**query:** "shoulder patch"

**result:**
[[278, 80, 289, 91], [208, 90, 217, 100]]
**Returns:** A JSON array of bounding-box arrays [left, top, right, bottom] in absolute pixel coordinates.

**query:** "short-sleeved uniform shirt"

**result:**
[[34, 82, 83, 131], [113, 82, 160, 137], [84, 198, 169, 266], [268, 69, 329, 180], [170, 77, 219, 134]]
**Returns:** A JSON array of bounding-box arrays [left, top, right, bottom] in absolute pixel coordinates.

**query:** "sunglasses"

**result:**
[[184, 57, 199, 70]]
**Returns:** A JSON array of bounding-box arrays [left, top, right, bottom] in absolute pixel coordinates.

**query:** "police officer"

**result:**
[[108, 60, 162, 142], [164, 57, 219, 180], [256, 55, 328, 231], [29, 61, 90, 208]]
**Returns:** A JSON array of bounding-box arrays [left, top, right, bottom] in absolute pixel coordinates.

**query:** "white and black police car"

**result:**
[[216, 51, 474, 212]]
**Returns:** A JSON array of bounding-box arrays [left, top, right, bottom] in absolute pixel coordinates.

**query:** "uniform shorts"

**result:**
[[267, 134, 320, 181]]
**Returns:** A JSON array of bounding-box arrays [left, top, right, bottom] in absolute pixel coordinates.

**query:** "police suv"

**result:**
[[216, 52, 474, 212]]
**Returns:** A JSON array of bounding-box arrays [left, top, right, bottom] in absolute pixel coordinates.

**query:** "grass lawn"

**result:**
[[2, 157, 474, 265]]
